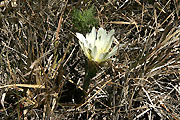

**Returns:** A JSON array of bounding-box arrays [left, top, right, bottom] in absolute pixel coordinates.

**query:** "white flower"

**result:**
[[76, 27, 118, 63]]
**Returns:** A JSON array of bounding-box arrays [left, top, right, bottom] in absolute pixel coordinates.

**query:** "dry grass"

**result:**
[[0, 0, 180, 120]]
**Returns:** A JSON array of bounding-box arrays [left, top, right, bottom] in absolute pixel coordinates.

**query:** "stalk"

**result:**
[[83, 60, 97, 93]]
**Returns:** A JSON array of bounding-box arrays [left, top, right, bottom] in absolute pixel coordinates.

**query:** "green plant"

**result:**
[[72, 6, 98, 33]]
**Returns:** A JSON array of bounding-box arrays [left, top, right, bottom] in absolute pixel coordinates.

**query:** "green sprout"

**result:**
[[72, 6, 98, 34]]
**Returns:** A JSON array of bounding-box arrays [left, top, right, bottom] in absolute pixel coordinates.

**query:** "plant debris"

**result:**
[[0, 0, 180, 119]]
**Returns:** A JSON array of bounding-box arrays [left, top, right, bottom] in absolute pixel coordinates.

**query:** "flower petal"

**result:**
[[95, 28, 105, 52], [76, 33, 87, 48], [91, 46, 97, 59], [94, 52, 109, 63], [86, 27, 96, 46], [97, 27, 105, 42], [104, 45, 118, 60], [84, 48, 91, 59], [78, 40, 91, 60], [104, 29, 115, 51]]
